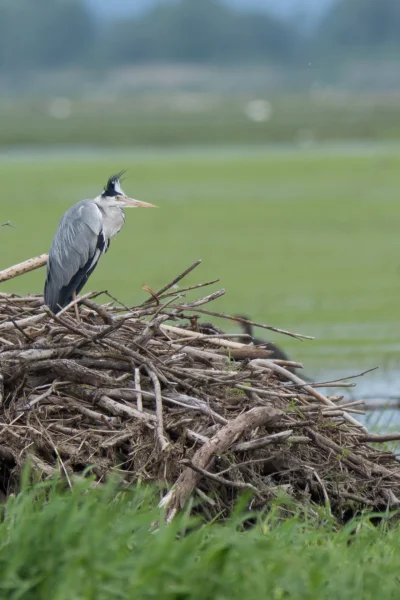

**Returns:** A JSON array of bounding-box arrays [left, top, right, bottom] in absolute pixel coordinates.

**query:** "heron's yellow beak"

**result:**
[[118, 196, 157, 208]]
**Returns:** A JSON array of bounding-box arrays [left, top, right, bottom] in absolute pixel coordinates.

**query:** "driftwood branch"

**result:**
[[0, 254, 48, 283], [159, 406, 282, 518]]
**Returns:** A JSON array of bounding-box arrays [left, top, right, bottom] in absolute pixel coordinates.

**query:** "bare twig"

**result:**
[[177, 310, 314, 341], [134, 368, 143, 412], [232, 430, 292, 452], [142, 260, 202, 304], [0, 373, 3, 407], [306, 466, 331, 513], [158, 278, 220, 300], [146, 368, 169, 451]]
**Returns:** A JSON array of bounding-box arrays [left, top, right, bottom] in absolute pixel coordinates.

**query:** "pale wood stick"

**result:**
[[72, 291, 81, 323], [0, 254, 48, 283], [134, 368, 143, 412], [97, 396, 156, 425], [105, 388, 228, 425], [160, 324, 251, 351], [175, 289, 225, 308], [336, 400, 365, 410], [146, 368, 169, 451], [169, 333, 251, 343], [0, 313, 46, 331], [66, 399, 119, 426], [55, 291, 95, 317], [186, 429, 209, 444], [232, 430, 293, 452], [150, 339, 229, 363], [0, 293, 42, 302], [0, 348, 74, 361], [26, 386, 54, 409]]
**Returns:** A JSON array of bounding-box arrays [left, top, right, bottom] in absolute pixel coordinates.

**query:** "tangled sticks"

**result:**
[[0, 258, 400, 522]]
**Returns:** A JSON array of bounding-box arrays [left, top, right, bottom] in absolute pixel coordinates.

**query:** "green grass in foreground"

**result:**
[[0, 479, 399, 600], [1, 146, 400, 369]]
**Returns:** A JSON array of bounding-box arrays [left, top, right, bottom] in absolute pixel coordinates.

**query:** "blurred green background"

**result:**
[[1, 0, 400, 382]]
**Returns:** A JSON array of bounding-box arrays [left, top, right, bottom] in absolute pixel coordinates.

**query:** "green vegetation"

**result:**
[[1, 146, 400, 371], [0, 478, 399, 600], [4, 95, 400, 147]]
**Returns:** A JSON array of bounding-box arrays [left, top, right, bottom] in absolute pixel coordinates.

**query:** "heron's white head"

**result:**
[[100, 171, 157, 209]]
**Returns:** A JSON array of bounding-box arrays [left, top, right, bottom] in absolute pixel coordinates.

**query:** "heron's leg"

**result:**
[[72, 291, 81, 322]]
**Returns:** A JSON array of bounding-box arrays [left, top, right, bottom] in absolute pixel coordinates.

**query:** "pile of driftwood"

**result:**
[[1, 259, 400, 522]]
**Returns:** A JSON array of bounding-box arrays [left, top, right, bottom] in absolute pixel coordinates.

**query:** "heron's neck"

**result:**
[[95, 199, 125, 238]]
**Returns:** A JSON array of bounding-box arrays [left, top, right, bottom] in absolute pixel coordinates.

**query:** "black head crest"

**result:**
[[102, 170, 127, 197]]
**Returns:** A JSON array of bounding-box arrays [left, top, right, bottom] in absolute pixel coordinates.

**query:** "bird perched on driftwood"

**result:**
[[44, 171, 156, 314]]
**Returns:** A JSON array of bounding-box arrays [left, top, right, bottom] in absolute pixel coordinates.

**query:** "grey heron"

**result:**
[[44, 171, 156, 314]]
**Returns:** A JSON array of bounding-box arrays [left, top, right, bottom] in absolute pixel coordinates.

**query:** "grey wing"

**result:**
[[44, 200, 104, 310]]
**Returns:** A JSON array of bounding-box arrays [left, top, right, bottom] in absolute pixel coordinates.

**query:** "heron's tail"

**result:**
[[44, 272, 67, 314]]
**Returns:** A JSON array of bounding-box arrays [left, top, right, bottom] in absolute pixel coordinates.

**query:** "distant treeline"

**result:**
[[0, 0, 399, 72]]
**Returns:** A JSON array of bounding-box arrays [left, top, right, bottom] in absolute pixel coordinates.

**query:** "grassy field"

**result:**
[[1, 145, 400, 373], [1, 478, 400, 600], [3, 94, 400, 147]]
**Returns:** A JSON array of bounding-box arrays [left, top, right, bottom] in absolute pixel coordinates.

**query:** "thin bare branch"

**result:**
[[142, 260, 202, 304]]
